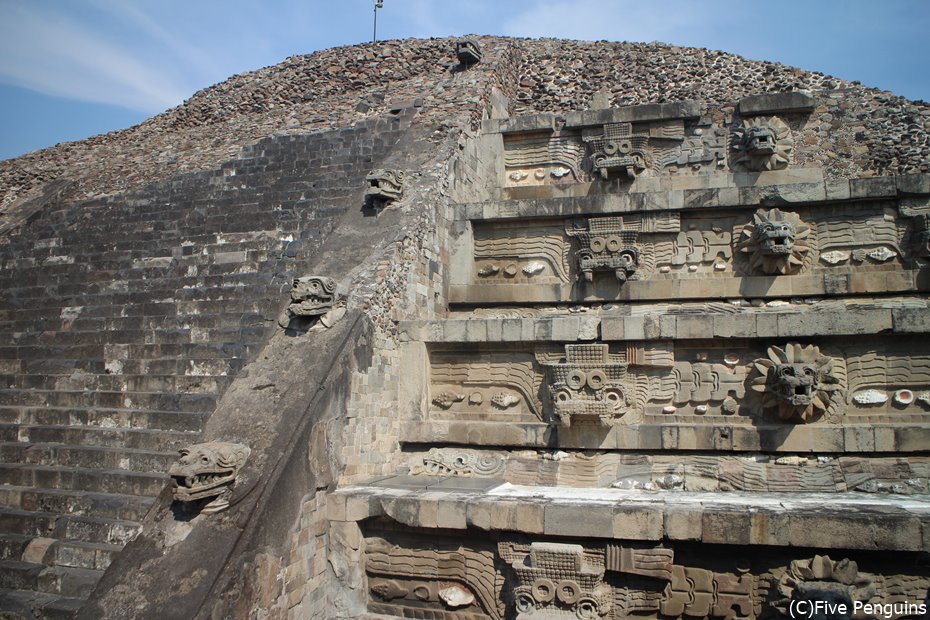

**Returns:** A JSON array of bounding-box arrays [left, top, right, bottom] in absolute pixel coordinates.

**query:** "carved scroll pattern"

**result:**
[[430, 352, 545, 421], [470, 204, 918, 294], [474, 223, 571, 283], [503, 133, 586, 184], [366, 536, 504, 620], [363, 533, 930, 620]]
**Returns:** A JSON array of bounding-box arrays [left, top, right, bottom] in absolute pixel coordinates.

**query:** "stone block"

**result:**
[[788, 512, 922, 551], [713, 314, 756, 338], [897, 174, 930, 195], [738, 92, 815, 115], [702, 509, 750, 545], [844, 426, 875, 452], [850, 176, 897, 199], [545, 503, 613, 537], [550, 317, 579, 341], [893, 308, 930, 333], [676, 316, 713, 339], [326, 493, 347, 522], [664, 506, 702, 541], [435, 498, 467, 529], [748, 510, 790, 546], [612, 505, 663, 540]]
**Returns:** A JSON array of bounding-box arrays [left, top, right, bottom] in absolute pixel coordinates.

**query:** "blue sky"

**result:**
[[1, 0, 928, 161]]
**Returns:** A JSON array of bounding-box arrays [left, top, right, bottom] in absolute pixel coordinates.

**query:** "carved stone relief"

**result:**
[[736, 209, 811, 275], [503, 133, 587, 186], [168, 441, 250, 513], [363, 530, 930, 620], [748, 344, 844, 423], [498, 541, 612, 619], [565, 218, 642, 283], [279, 275, 345, 330], [500, 115, 734, 187], [429, 350, 545, 422], [409, 447, 505, 477], [539, 344, 632, 427], [365, 534, 504, 619], [467, 201, 918, 301], [730, 116, 793, 171], [365, 168, 406, 207], [455, 38, 482, 65], [428, 338, 930, 427]]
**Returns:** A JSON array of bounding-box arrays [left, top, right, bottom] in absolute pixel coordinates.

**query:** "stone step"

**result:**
[[0, 389, 217, 413], [0, 533, 31, 561], [0, 341, 257, 363], [0, 405, 208, 433], [2, 371, 226, 394], [47, 540, 121, 572], [0, 534, 120, 571], [2, 356, 245, 379], [0, 559, 104, 598], [0, 486, 154, 522], [0, 587, 85, 619], [0, 311, 273, 337], [0, 442, 175, 473], [0, 508, 141, 546], [0, 423, 197, 452], [0, 463, 168, 497]]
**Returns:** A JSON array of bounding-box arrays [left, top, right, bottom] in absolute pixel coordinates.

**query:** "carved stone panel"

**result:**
[[429, 348, 546, 422], [365, 169, 406, 207], [730, 116, 793, 172], [362, 528, 930, 620], [168, 441, 250, 513], [424, 337, 930, 438], [455, 38, 482, 65], [499, 111, 732, 189], [457, 200, 920, 304]]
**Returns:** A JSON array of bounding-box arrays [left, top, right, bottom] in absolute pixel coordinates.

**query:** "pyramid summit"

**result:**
[[0, 36, 928, 619]]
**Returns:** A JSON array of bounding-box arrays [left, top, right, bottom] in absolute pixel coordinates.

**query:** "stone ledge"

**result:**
[[398, 305, 920, 343], [452, 172, 930, 221], [331, 479, 930, 551], [403, 422, 930, 454], [481, 101, 703, 134], [738, 92, 816, 115], [447, 270, 924, 305]]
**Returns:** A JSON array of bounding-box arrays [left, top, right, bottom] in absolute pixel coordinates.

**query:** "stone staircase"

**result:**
[[0, 112, 412, 615]]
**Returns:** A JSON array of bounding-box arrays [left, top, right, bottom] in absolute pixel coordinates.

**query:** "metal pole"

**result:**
[[373, 3, 377, 43]]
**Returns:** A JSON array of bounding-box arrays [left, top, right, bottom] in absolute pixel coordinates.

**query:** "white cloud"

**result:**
[[0, 3, 193, 112]]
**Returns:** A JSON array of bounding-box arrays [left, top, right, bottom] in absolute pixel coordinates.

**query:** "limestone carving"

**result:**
[[565, 217, 640, 282], [499, 541, 612, 619], [503, 135, 586, 184], [430, 350, 545, 421], [775, 556, 876, 615], [542, 344, 630, 427], [409, 448, 505, 477], [280, 275, 345, 330], [455, 38, 482, 65], [168, 441, 250, 513], [749, 344, 844, 423], [365, 169, 406, 207], [737, 208, 811, 275], [365, 535, 503, 619], [730, 116, 792, 171], [583, 122, 648, 179]]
